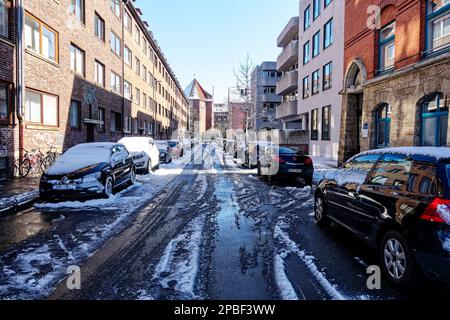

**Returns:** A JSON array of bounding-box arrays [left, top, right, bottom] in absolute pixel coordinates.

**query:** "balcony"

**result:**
[[277, 17, 299, 48], [260, 76, 278, 87], [261, 93, 281, 103], [276, 100, 298, 120], [276, 70, 298, 96], [277, 40, 299, 72]]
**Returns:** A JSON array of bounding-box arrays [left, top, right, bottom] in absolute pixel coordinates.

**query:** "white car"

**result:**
[[118, 137, 160, 173]]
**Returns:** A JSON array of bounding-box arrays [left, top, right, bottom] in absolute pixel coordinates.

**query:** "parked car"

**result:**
[[314, 147, 450, 287], [156, 141, 173, 164], [40, 143, 136, 200], [157, 140, 183, 158], [257, 146, 314, 185], [119, 137, 160, 173]]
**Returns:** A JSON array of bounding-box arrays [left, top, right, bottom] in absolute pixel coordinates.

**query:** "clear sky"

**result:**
[[135, 0, 299, 103]]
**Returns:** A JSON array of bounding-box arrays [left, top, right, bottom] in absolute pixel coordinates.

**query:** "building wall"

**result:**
[[229, 102, 247, 132], [298, 0, 345, 161], [251, 61, 282, 130]]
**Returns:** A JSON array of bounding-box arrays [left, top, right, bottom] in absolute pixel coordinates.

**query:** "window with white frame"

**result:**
[[124, 11, 132, 32], [94, 60, 105, 86], [135, 25, 140, 45], [25, 89, 58, 126], [94, 13, 105, 41], [135, 88, 140, 105], [110, 31, 121, 56], [124, 116, 132, 133], [70, 44, 85, 75], [111, 0, 121, 18], [124, 45, 132, 66], [0, 85, 8, 120], [379, 21, 395, 72], [124, 80, 132, 100], [69, 100, 80, 128], [70, 0, 85, 23], [110, 71, 121, 94], [428, 0, 450, 53]]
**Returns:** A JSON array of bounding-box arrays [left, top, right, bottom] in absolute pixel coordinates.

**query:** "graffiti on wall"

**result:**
[[32, 132, 63, 147], [0, 128, 12, 157]]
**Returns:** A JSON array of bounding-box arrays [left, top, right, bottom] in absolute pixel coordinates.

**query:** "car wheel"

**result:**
[[314, 193, 330, 226], [380, 230, 416, 287], [129, 168, 136, 185], [103, 176, 114, 198]]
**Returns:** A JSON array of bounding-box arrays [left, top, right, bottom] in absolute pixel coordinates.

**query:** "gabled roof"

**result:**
[[185, 79, 213, 101]]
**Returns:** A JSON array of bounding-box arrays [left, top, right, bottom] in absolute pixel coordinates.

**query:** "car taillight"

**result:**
[[272, 155, 285, 163], [421, 198, 450, 224], [304, 157, 313, 165]]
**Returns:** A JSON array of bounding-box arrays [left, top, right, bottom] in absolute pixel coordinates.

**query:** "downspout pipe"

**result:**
[[16, 0, 24, 163]]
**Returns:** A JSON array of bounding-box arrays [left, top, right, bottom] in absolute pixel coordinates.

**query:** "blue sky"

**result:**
[[135, 0, 299, 103]]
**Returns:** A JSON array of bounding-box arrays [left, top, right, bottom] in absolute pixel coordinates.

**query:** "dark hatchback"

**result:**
[[40, 143, 136, 200], [315, 147, 450, 286], [257, 146, 314, 185]]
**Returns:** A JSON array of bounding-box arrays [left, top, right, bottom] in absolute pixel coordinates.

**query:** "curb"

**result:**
[[0, 190, 40, 215]]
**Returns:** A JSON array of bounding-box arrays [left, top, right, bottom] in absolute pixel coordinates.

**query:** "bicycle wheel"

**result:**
[[20, 159, 32, 177], [41, 155, 53, 172]]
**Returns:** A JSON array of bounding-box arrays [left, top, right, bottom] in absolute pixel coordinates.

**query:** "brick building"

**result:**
[[0, 0, 189, 178], [213, 103, 228, 137], [229, 102, 247, 132], [185, 78, 213, 138], [340, 0, 450, 164]]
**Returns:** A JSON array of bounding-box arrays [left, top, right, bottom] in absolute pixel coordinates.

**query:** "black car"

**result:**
[[315, 147, 450, 286], [40, 143, 136, 200], [156, 141, 173, 164], [257, 146, 314, 185]]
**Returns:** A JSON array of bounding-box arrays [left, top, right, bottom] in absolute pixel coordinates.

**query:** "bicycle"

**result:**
[[41, 146, 61, 172], [14, 148, 46, 177]]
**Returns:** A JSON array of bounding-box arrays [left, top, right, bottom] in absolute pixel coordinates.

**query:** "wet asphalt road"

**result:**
[[1, 145, 450, 300]]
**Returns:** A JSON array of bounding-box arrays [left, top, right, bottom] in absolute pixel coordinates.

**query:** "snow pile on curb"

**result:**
[[0, 190, 40, 213]]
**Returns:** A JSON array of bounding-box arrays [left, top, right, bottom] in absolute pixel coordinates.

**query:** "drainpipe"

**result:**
[[16, 0, 24, 163], [121, 1, 130, 138]]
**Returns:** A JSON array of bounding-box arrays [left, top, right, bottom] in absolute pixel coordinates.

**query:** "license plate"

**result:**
[[53, 184, 76, 190], [288, 169, 302, 173]]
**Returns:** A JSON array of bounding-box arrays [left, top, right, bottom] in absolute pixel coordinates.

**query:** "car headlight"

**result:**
[[82, 172, 101, 184]]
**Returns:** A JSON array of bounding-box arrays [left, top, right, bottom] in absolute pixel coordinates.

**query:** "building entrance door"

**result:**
[[86, 124, 95, 143]]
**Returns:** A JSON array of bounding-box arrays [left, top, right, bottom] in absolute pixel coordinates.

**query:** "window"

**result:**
[[322, 106, 331, 140], [427, 0, 450, 53], [302, 76, 310, 99], [312, 70, 320, 95], [70, 0, 85, 23], [135, 57, 140, 76], [0, 0, 9, 37], [304, 6, 311, 31], [303, 41, 310, 64], [325, 0, 332, 7], [94, 60, 105, 86], [133, 118, 138, 134], [124, 11, 132, 32], [421, 93, 449, 146], [110, 31, 121, 56], [143, 93, 147, 109], [0, 85, 8, 120], [323, 62, 332, 90], [135, 88, 140, 105], [313, 0, 321, 20], [124, 46, 132, 66], [311, 108, 319, 140], [111, 111, 122, 132], [94, 13, 105, 41], [70, 44, 85, 75], [110, 71, 121, 94], [312, 31, 320, 57], [324, 18, 333, 48], [69, 100, 80, 129], [143, 39, 147, 54], [124, 80, 132, 100], [375, 103, 391, 147], [379, 21, 395, 72], [263, 87, 276, 94], [143, 65, 147, 81], [25, 14, 58, 62], [368, 155, 412, 187], [98, 107, 105, 131], [25, 89, 58, 126], [111, 0, 121, 18], [124, 116, 132, 133], [135, 25, 140, 45]]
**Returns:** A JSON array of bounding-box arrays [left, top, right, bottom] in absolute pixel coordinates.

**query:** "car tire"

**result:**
[[314, 193, 331, 226], [128, 168, 136, 186], [103, 176, 114, 198], [380, 230, 416, 288]]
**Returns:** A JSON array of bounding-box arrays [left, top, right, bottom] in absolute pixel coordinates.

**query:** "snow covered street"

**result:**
[[0, 144, 449, 300]]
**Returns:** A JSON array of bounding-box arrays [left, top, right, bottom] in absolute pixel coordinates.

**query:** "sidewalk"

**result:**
[[0, 177, 40, 214]]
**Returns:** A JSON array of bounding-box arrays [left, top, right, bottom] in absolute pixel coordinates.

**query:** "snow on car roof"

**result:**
[[357, 147, 450, 162]]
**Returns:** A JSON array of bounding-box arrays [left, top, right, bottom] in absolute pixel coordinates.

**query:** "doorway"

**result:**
[[86, 124, 95, 143]]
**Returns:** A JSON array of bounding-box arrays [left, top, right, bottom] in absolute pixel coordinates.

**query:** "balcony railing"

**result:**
[[261, 93, 281, 103], [276, 70, 298, 96], [276, 100, 298, 119], [277, 17, 299, 48], [277, 40, 299, 72]]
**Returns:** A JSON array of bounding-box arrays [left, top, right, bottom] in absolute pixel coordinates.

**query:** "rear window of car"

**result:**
[[278, 147, 299, 154], [168, 142, 177, 147]]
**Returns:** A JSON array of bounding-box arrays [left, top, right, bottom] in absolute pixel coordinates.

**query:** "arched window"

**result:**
[[421, 93, 449, 146], [375, 103, 391, 147]]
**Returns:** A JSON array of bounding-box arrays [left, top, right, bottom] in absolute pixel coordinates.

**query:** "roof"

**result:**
[[184, 79, 213, 101], [356, 147, 450, 162]]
